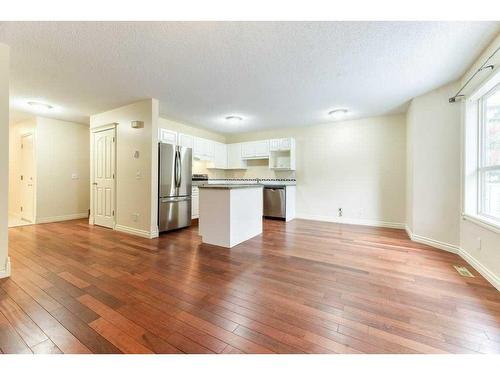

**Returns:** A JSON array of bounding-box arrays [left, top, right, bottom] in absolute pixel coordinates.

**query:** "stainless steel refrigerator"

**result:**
[[158, 142, 192, 232]]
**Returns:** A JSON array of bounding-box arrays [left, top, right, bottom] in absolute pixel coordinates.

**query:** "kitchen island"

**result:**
[[198, 184, 263, 248]]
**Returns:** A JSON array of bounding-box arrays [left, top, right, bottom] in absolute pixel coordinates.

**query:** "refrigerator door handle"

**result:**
[[174, 149, 179, 188], [161, 196, 191, 203], [176, 149, 182, 188]]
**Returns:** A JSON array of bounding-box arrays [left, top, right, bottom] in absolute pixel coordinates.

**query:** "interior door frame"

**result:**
[[19, 132, 36, 223], [90, 123, 117, 228]]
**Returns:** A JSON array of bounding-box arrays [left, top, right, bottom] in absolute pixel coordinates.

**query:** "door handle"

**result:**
[[92, 182, 98, 185], [177, 150, 182, 188]]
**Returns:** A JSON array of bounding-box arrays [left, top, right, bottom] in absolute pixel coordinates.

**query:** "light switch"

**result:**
[[136, 170, 142, 179], [71, 173, 79, 180]]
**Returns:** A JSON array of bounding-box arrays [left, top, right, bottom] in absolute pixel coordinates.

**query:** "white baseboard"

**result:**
[[0, 257, 11, 279], [459, 247, 500, 291], [405, 225, 499, 291], [114, 224, 158, 239], [36, 212, 89, 224], [404, 225, 460, 254], [295, 213, 405, 229]]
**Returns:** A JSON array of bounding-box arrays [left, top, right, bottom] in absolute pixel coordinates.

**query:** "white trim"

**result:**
[[36, 212, 88, 224], [0, 257, 11, 279], [406, 225, 499, 291], [295, 213, 405, 229], [462, 213, 500, 235], [114, 224, 157, 239], [468, 68, 500, 102], [459, 247, 500, 292], [405, 227, 460, 254]]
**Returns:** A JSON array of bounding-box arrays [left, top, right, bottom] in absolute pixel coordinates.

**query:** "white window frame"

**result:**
[[462, 69, 500, 234], [477, 83, 500, 223]]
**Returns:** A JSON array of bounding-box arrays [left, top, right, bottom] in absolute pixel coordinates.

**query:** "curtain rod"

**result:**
[[449, 45, 500, 103]]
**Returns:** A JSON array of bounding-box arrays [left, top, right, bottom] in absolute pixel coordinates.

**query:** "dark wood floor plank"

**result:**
[[31, 339, 63, 354], [0, 279, 91, 354], [0, 291, 48, 348], [2, 218, 499, 354], [0, 310, 32, 353]]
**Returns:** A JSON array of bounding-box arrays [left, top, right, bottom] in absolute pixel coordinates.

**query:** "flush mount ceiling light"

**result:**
[[27, 101, 54, 112], [225, 115, 243, 124], [328, 108, 348, 119]]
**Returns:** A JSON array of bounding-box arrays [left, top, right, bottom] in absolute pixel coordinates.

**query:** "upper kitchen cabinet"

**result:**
[[213, 142, 227, 169], [269, 137, 296, 170], [226, 143, 247, 169], [178, 133, 194, 149], [158, 128, 177, 145], [270, 138, 292, 151], [241, 140, 270, 159], [193, 137, 215, 161]]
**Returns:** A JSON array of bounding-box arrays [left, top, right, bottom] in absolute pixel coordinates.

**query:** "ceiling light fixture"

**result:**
[[225, 115, 243, 124], [328, 108, 348, 119], [27, 101, 54, 112]]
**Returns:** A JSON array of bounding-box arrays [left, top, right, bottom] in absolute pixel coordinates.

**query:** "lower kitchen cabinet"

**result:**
[[192, 186, 199, 219]]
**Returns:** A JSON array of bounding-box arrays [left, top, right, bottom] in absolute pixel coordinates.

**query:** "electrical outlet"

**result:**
[[71, 173, 79, 180], [135, 170, 142, 179], [132, 213, 139, 222], [338, 208, 343, 217]]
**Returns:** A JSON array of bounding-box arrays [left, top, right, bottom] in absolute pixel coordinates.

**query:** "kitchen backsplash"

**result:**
[[193, 158, 296, 180]]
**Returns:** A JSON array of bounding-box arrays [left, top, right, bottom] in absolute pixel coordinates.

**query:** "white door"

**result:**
[[92, 128, 116, 228], [20, 134, 35, 222]]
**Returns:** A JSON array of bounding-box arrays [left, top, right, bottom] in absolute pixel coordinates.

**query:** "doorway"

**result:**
[[19, 133, 35, 224], [91, 126, 116, 229]]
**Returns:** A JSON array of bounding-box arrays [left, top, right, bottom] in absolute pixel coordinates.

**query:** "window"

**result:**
[[478, 83, 500, 221]]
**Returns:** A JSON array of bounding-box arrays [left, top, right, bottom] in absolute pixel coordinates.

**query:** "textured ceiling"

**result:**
[[1, 21, 499, 133]]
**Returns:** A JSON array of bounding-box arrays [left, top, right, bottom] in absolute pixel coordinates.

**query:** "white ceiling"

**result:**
[[1, 21, 499, 133]]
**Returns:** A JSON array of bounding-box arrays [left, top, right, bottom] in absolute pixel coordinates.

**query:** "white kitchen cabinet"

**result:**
[[226, 143, 247, 169], [213, 142, 227, 169], [193, 137, 204, 159], [193, 137, 214, 161], [241, 140, 269, 159], [158, 129, 177, 144], [192, 186, 199, 219], [269, 137, 296, 170], [178, 133, 194, 149], [205, 140, 215, 160], [270, 138, 291, 151]]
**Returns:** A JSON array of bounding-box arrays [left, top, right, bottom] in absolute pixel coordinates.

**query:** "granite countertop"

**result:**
[[198, 184, 264, 189]]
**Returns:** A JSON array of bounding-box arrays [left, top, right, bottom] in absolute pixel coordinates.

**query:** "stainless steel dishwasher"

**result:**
[[263, 186, 286, 219]]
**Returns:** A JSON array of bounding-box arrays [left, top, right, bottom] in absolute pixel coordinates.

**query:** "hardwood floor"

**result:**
[[1, 218, 499, 354]]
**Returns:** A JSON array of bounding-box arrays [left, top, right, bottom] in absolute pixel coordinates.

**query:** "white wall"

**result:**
[[8, 118, 36, 218], [406, 81, 462, 250], [90, 99, 159, 238], [459, 34, 500, 289], [0, 43, 10, 278], [227, 114, 407, 227], [35, 117, 90, 222]]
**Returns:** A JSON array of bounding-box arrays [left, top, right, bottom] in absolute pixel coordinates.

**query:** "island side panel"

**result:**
[[199, 188, 231, 247], [285, 186, 296, 222], [229, 188, 263, 247]]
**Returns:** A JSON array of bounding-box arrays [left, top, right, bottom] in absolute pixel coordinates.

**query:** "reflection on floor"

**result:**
[[8, 214, 32, 228]]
